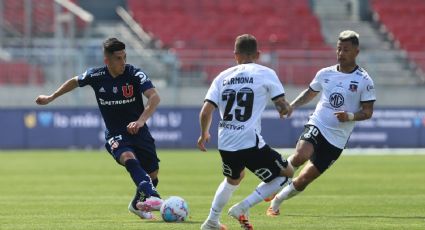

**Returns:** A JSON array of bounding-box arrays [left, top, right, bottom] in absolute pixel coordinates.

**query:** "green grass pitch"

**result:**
[[0, 149, 424, 230]]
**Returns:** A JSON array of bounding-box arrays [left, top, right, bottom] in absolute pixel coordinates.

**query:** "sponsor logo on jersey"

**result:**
[[98, 97, 136, 106], [329, 92, 344, 108], [219, 121, 245, 130], [113, 86, 118, 94], [99, 87, 106, 93], [122, 84, 134, 98], [90, 71, 105, 77], [367, 84, 374, 91]]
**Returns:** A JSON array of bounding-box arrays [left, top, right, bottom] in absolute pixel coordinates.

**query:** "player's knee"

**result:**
[[226, 177, 242, 186], [226, 171, 244, 185], [119, 151, 136, 165], [292, 177, 310, 191]]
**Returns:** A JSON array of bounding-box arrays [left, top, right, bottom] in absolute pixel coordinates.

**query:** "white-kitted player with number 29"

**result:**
[[266, 30, 376, 217], [197, 34, 294, 230]]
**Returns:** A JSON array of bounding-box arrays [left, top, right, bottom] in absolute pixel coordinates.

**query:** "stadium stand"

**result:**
[[127, 0, 333, 85], [313, 0, 423, 85], [2, 0, 87, 36], [0, 61, 44, 85], [0, 0, 93, 86], [371, 0, 425, 78]]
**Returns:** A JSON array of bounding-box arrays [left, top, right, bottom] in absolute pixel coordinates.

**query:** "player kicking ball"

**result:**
[[35, 38, 163, 219]]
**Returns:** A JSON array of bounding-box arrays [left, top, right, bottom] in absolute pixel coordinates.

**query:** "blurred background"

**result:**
[[0, 0, 424, 149]]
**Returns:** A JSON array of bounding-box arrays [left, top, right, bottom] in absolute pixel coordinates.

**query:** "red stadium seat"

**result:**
[[127, 0, 331, 86], [371, 0, 425, 73], [0, 61, 45, 85]]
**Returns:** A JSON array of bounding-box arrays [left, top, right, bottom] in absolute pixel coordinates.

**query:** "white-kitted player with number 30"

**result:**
[[197, 34, 294, 230], [266, 30, 376, 217]]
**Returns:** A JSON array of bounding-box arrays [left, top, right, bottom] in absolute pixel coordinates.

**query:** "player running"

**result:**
[[35, 38, 163, 220], [266, 30, 376, 217], [198, 34, 294, 230]]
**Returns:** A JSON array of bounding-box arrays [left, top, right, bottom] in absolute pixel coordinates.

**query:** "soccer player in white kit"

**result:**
[[266, 30, 376, 216], [197, 34, 294, 230]]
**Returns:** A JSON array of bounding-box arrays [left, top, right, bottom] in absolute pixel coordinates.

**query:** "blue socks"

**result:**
[[125, 158, 151, 186], [125, 159, 159, 209]]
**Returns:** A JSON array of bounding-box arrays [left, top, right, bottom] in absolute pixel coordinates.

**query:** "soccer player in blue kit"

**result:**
[[35, 38, 163, 220]]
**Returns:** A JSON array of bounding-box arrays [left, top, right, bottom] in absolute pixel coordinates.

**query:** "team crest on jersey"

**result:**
[[349, 81, 358, 92], [113, 86, 118, 94], [122, 84, 134, 98]]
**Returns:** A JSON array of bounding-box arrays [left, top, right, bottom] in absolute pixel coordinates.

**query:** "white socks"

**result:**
[[270, 182, 300, 211], [207, 179, 238, 222], [240, 176, 289, 209]]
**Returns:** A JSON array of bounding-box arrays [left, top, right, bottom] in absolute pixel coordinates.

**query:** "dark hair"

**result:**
[[103, 38, 125, 55], [338, 30, 359, 46], [234, 34, 258, 55]]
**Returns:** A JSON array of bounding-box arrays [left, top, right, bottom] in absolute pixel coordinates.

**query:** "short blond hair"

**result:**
[[338, 30, 359, 46]]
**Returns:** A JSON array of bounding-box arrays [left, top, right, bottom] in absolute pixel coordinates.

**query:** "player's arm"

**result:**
[[139, 87, 160, 123], [272, 95, 292, 118], [35, 77, 79, 105], [290, 87, 319, 109], [197, 101, 215, 152], [127, 88, 160, 134], [334, 101, 374, 122]]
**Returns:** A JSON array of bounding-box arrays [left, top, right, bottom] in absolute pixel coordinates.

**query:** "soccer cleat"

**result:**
[[200, 219, 228, 230], [136, 196, 163, 211], [263, 193, 276, 202], [266, 207, 280, 217], [228, 203, 253, 230], [128, 201, 155, 220]]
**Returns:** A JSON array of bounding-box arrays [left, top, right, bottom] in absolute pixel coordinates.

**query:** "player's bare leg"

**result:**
[[265, 140, 313, 207], [268, 161, 320, 216]]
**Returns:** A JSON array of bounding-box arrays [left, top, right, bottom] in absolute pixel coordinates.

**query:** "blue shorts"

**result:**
[[105, 131, 160, 174]]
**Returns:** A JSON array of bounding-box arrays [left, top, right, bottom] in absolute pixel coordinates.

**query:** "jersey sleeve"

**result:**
[[309, 70, 323, 92], [204, 77, 220, 107], [134, 68, 154, 93], [361, 76, 376, 102], [77, 68, 94, 87], [267, 70, 285, 100]]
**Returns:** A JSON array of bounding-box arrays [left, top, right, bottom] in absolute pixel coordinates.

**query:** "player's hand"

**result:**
[[35, 95, 53, 105], [127, 120, 144, 135], [334, 111, 351, 122], [281, 105, 293, 119], [197, 133, 210, 152]]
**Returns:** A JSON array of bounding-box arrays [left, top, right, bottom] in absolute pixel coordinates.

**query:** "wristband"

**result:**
[[347, 112, 355, 121]]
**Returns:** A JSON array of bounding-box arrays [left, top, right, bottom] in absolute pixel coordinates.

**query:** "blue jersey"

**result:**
[[77, 64, 155, 138]]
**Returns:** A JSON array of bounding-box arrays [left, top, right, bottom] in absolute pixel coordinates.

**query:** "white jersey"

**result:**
[[308, 65, 376, 149], [205, 63, 285, 151]]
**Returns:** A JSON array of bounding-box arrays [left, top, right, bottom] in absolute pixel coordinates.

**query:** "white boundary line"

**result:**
[[276, 148, 425, 156]]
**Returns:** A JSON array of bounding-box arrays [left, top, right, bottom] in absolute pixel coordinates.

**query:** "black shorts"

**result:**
[[105, 132, 160, 174], [299, 125, 343, 173], [219, 145, 288, 183]]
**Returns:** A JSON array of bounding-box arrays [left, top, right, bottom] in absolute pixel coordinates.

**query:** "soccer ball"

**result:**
[[160, 196, 189, 222]]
